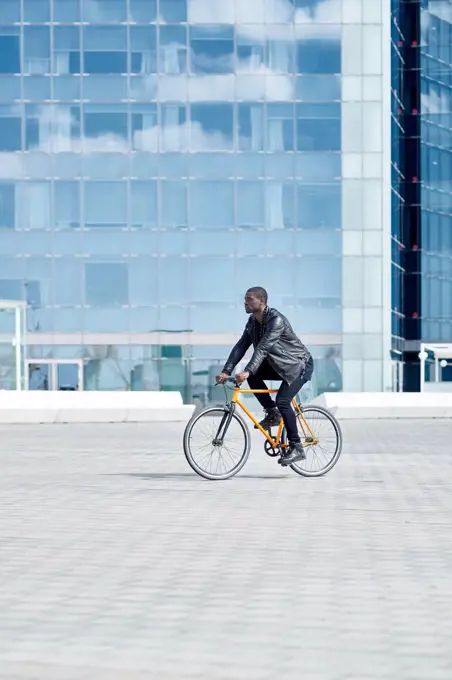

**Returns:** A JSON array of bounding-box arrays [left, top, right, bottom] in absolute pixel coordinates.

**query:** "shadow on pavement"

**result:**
[[106, 472, 290, 481]]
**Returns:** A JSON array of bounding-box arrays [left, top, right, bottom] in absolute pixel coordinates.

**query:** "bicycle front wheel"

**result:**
[[284, 405, 342, 478], [183, 407, 251, 480]]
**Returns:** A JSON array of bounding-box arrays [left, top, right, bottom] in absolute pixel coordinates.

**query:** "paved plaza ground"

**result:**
[[1, 419, 451, 680]]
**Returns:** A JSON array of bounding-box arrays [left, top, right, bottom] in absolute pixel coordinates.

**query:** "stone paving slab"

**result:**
[[1, 420, 451, 680]]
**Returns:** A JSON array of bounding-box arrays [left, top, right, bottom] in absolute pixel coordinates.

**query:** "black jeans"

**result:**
[[247, 357, 314, 443]]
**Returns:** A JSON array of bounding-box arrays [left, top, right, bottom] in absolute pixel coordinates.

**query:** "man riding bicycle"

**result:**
[[218, 287, 314, 467]]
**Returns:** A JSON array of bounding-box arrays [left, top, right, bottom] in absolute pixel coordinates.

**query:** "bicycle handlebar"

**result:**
[[215, 375, 238, 384]]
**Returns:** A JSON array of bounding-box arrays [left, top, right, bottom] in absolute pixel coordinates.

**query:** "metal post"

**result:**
[[14, 306, 22, 391], [434, 356, 439, 383], [419, 344, 425, 392]]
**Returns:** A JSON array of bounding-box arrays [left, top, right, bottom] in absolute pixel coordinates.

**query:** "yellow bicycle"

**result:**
[[183, 376, 342, 481]]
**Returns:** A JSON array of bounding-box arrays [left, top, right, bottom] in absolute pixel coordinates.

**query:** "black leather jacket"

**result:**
[[222, 307, 312, 385]]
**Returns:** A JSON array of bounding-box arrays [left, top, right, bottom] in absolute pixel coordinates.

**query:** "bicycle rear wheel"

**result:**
[[183, 406, 250, 480], [283, 405, 342, 477]]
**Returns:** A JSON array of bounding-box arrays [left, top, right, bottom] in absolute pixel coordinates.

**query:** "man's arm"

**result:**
[[244, 315, 285, 375], [222, 327, 252, 376]]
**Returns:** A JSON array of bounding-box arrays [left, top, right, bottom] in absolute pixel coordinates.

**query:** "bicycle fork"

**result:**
[[212, 403, 235, 446]]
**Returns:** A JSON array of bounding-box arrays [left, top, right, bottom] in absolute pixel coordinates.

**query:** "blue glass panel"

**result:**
[[55, 181, 81, 229], [83, 75, 128, 100], [190, 230, 232, 255], [53, 259, 82, 305], [159, 229, 189, 254], [84, 182, 127, 227], [295, 152, 341, 180], [0, 183, 15, 228], [83, 52, 127, 74], [296, 183, 341, 228], [296, 39, 341, 74], [0, 76, 21, 102], [265, 154, 295, 178], [191, 258, 235, 303], [131, 181, 158, 228], [0, 113, 21, 151], [159, 0, 187, 22], [129, 0, 157, 22], [159, 26, 188, 74], [85, 262, 129, 307], [24, 27, 50, 74], [159, 103, 187, 151], [267, 182, 296, 228], [234, 153, 265, 178], [83, 27, 127, 51], [23, 0, 50, 22], [296, 103, 341, 151], [129, 258, 158, 305], [294, 229, 341, 256], [190, 26, 234, 75], [23, 76, 51, 100], [267, 103, 294, 151], [53, 76, 81, 100], [53, 0, 81, 22], [83, 230, 131, 256], [160, 180, 187, 227], [238, 104, 264, 151], [190, 103, 233, 151], [189, 180, 234, 228], [0, 36, 20, 74], [17, 182, 51, 230], [296, 75, 341, 100], [132, 103, 158, 150], [158, 257, 190, 304], [81, 0, 127, 23], [188, 153, 234, 178], [130, 27, 157, 74], [84, 105, 128, 139], [54, 27, 80, 75], [1, 1, 20, 23], [237, 180, 265, 227], [54, 152, 82, 178]]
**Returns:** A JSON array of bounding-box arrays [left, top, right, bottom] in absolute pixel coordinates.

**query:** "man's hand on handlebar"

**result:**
[[216, 371, 250, 385], [216, 372, 230, 384], [235, 371, 250, 385]]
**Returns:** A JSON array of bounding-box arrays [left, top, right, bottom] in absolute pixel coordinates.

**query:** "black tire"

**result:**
[[283, 405, 342, 477], [183, 406, 251, 480]]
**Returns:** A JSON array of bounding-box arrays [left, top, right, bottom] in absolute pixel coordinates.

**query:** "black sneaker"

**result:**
[[278, 442, 306, 466], [254, 407, 281, 430]]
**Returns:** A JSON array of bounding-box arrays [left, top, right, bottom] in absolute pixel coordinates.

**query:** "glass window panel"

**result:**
[[238, 103, 264, 151], [84, 104, 128, 140], [83, 27, 127, 52], [84, 181, 127, 227], [81, 0, 127, 22], [0, 76, 21, 102], [17, 182, 51, 230], [191, 258, 235, 303], [296, 183, 341, 228], [53, 0, 81, 22], [131, 180, 158, 228], [129, 257, 158, 305], [54, 259, 83, 305], [129, 308, 159, 333], [296, 75, 341, 101], [159, 0, 187, 22], [23, 0, 50, 22], [296, 257, 341, 300], [53, 231, 84, 256], [190, 230, 233, 255], [129, 0, 157, 22], [131, 151, 159, 177], [127, 231, 158, 255], [295, 152, 341, 180], [190, 26, 234, 75], [237, 180, 265, 227], [234, 153, 265, 178], [296, 39, 341, 74], [236, 30, 266, 70], [0, 183, 15, 228], [1, 1, 20, 22], [160, 104, 187, 151], [158, 257, 190, 304], [296, 103, 341, 151], [53, 27, 80, 75], [84, 262, 129, 307], [83, 52, 127, 74], [0, 109, 21, 151], [266, 103, 294, 151], [53, 76, 81, 100], [0, 36, 20, 74], [23, 76, 51, 100], [189, 180, 234, 228], [24, 27, 50, 74], [83, 230, 131, 256], [159, 306, 190, 332], [55, 181, 80, 228], [265, 229, 296, 255], [188, 153, 234, 178], [160, 180, 188, 227], [266, 181, 295, 228], [159, 26, 188, 74], [159, 229, 189, 255], [83, 75, 128, 100], [130, 27, 157, 74], [131, 103, 158, 151], [265, 153, 295, 178], [190, 103, 233, 151], [129, 75, 158, 101], [267, 38, 295, 73], [295, 229, 341, 256]]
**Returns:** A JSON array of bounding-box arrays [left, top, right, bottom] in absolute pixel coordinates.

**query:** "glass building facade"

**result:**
[[0, 0, 393, 398]]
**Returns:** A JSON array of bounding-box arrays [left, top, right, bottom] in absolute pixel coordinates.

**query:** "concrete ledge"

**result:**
[[311, 392, 452, 419], [0, 391, 195, 424]]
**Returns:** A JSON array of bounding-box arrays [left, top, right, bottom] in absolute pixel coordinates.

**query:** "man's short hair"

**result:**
[[247, 287, 268, 303]]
